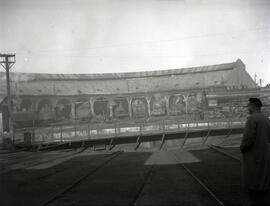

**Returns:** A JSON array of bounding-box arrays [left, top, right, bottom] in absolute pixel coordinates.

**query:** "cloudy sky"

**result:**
[[0, 0, 270, 85]]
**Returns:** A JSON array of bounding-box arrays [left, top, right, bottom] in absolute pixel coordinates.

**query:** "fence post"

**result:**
[[114, 122, 117, 138], [74, 126, 77, 138], [87, 124, 90, 139], [135, 135, 141, 150], [159, 121, 162, 131], [97, 124, 100, 137], [203, 121, 211, 144], [181, 123, 189, 147], [60, 126, 63, 142], [162, 119, 165, 133], [32, 119, 35, 144], [51, 126, 54, 142]]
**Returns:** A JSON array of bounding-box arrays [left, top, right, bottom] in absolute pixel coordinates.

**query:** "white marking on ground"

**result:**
[[144, 149, 200, 165], [27, 154, 82, 169], [27, 149, 114, 170]]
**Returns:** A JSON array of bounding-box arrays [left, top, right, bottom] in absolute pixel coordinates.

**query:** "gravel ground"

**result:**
[[0, 145, 249, 206], [0, 152, 118, 206], [134, 164, 218, 206], [187, 148, 243, 206]]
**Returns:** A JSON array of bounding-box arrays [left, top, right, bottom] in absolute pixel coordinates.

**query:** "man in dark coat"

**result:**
[[240, 98, 270, 205]]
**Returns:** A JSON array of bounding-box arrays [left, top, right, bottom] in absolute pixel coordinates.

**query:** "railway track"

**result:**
[[1, 146, 243, 205], [39, 151, 207, 206], [184, 146, 242, 205], [0, 147, 89, 175], [177, 145, 242, 206], [180, 163, 224, 206], [209, 145, 241, 161], [175, 152, 225, 206], [42, 150, 123, 206], [132, 151, 226, 206], [18, 149, 113, 187], [132, 147, 242, 206], [133, 164, 155, 206]]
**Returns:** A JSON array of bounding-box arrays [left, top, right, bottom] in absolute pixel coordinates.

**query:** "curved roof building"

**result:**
[[0, 59, 259, 132], [0, 59, 256, 97]]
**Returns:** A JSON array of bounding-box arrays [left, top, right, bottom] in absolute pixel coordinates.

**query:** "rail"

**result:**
[[42, 151, 123, 206], [209, 145, 241, 161]]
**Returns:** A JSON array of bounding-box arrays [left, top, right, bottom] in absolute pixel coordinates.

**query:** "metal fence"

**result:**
[[14, 116, 247, 145]]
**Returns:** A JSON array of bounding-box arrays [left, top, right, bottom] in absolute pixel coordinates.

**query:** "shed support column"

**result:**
[[32, 98, 37, 113], [51, 99, 57, 119], [108, 98, 114, 118], [184, 95, 188, 114], [146, 96, 151, 117], [32, 99, 37, 121], [128, 97, 132, 118], [184, 95, 189, 120], [90, 98, 95, 117], [51, 98, 57, 110], [165, 95, 170, 115], [71, 102, 76, 119]]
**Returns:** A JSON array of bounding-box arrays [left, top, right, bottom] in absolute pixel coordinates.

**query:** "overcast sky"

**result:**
[[0, 0, 269, 85]]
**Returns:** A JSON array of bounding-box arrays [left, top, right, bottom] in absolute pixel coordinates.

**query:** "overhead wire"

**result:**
[[12, 26, 270, 58]]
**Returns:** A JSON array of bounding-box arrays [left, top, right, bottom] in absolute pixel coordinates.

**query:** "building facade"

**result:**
[[0, 59, 260, 131]]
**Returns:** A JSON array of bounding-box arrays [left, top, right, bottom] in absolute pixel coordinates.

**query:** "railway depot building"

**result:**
[[0, 59, 259, 132]]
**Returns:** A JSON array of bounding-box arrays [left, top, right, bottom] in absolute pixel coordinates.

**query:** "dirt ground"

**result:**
[[1, 135, 269, 206]]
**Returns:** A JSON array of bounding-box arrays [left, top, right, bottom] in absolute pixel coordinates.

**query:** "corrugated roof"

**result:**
[[0, 59, 256, 96], [0, 61, 236, 82], [0, 95, 6, 105]]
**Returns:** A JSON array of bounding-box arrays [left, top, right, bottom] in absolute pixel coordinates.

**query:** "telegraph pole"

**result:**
[[0, 53, 16, 144]]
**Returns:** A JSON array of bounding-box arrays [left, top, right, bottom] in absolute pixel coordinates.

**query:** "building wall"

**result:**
[[8, 87, 260, 129], [9, 90, 212, 127], [0, 60, 258, 129], [0, 112, 2, 144], [0, 112, 2, 132]]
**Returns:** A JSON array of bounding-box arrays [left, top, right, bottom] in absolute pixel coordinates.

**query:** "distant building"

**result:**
[[0, 59, 260, 131]]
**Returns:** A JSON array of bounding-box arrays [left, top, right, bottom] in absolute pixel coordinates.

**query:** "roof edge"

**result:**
[[0, 59, 239, 82]]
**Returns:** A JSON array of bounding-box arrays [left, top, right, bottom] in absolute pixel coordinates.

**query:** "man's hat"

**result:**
[[249, 98, 263, 107]]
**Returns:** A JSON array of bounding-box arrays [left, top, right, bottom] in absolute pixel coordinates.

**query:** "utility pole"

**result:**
[[0, 53, 16, 143], [259, 78, 263, 87], [254, 73, 257, 84]]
